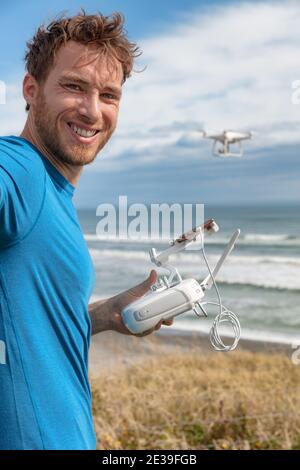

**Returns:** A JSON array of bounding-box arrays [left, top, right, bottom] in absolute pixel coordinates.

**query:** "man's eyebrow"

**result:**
[[59, 73, 122, 96]]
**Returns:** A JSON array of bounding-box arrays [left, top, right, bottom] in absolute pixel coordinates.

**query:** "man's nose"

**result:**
[[77, 92, 102, 125]]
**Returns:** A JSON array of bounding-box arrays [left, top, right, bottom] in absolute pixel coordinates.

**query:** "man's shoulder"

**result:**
[[0, 135, 45, 174], [0, 135, 46, 192], [0, 136, 46, 247]]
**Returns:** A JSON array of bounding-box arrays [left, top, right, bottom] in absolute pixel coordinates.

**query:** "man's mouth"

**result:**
[[66, 122, 100, 143]]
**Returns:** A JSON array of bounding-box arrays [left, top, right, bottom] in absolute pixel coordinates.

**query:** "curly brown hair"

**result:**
[[24, 9, 141, 111]]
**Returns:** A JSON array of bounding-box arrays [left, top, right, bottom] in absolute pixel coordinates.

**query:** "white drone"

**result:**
[[200, 130, 252, 157]]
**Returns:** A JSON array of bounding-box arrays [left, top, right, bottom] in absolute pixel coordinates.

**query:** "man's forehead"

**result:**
[[53, 40, 123, 83]]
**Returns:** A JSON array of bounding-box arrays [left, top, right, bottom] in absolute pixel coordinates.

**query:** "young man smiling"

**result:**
[[0, 11, 172, 450]]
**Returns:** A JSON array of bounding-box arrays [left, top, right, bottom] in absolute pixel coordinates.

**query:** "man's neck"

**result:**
[[20, 123, 82, 186]]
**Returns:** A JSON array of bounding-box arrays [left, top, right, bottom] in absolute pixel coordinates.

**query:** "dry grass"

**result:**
[[91, 349, 300, 450]]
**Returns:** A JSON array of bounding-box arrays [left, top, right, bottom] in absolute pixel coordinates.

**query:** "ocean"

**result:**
[[78, 203, 300, 345]]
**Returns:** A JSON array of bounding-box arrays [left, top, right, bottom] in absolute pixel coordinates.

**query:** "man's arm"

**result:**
[[88, 298, 113, 335], [88, 270, 173, 337]]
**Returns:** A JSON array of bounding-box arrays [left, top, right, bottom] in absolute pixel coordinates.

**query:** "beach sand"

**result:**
[[89, 327, 292, 377]]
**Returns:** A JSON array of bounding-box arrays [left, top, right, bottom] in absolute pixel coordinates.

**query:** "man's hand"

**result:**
[[88, 270, 174, 336], [109, 270, 174, 336]]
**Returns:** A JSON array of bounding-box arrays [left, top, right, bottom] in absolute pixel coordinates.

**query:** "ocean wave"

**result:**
[[244, 233, 291, 242], [85, 232, 300, 248], [89, 247, 300, 266], [216, 280, 300, 293], [90, 248, 148, 260], [89, 248, 300, 291], [242, 233, 300, 246], [85, 234, 168, 243]]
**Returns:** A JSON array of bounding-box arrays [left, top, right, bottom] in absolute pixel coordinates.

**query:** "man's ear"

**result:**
[[22, 73, 39, 109]]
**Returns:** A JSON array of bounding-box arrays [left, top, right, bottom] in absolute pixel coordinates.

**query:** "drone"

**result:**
[[200, 130, 252, 157]]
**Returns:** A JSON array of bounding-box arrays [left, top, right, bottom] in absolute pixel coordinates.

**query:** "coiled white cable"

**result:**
[[198, 227, 241, 352]]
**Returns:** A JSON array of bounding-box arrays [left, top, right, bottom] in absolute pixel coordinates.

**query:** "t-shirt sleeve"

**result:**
[[0, 139, 46, 248]]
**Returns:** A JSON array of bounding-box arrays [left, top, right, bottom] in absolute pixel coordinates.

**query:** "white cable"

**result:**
[[198, 227, 241, 352]]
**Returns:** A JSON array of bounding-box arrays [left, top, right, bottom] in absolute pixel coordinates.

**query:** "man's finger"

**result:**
[[133, 317, 173, 338], [162, 319, 174, 326]]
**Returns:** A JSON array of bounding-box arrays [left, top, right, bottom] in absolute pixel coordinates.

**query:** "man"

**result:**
[[0, 11, 172, 450]]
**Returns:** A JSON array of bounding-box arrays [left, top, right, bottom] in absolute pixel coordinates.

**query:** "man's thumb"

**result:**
[[132, 270, 157, 297]]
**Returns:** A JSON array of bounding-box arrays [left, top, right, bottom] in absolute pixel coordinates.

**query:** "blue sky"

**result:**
[[0, 0, 237, 76], [0, 0, 299, 207]]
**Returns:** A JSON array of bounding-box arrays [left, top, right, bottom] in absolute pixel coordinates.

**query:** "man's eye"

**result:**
[[66, 84, 82, 91], [102, 93, 118, 100]]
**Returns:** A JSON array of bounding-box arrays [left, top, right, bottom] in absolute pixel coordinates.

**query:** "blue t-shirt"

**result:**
[[0, 136, 96, 449]]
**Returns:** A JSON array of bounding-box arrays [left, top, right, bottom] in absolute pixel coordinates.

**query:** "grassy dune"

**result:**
[[91, 349, 300, 450]]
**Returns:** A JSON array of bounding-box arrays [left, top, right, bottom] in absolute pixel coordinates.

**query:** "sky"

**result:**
[[0, 0, 299, 207]]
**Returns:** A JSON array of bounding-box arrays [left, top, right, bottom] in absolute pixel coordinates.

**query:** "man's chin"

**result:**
[[59, 141, 99, 166], [61, 151, 97, 166]]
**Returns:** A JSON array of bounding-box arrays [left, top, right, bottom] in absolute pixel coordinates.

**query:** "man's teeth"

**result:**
[[70, 123, 97, 138]]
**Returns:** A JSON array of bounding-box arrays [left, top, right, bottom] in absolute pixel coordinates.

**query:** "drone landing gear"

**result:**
[[213, 140, 243, 158]]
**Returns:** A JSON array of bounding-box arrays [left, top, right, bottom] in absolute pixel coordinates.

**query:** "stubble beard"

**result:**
[[33, 92, 111, 166]]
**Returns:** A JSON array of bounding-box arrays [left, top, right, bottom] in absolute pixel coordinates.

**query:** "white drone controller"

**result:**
[[122, 220, 241, 351]]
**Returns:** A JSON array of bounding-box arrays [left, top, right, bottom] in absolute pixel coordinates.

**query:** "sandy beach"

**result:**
[[89, 327, 293, 377]]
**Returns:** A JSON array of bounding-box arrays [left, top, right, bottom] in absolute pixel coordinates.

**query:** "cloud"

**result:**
[[1, 0, 300, 206], [90, 0, 300, 171], [74, 140, 300, 207], [2, 0, 300, 165], [0, 81, 26, 135]]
